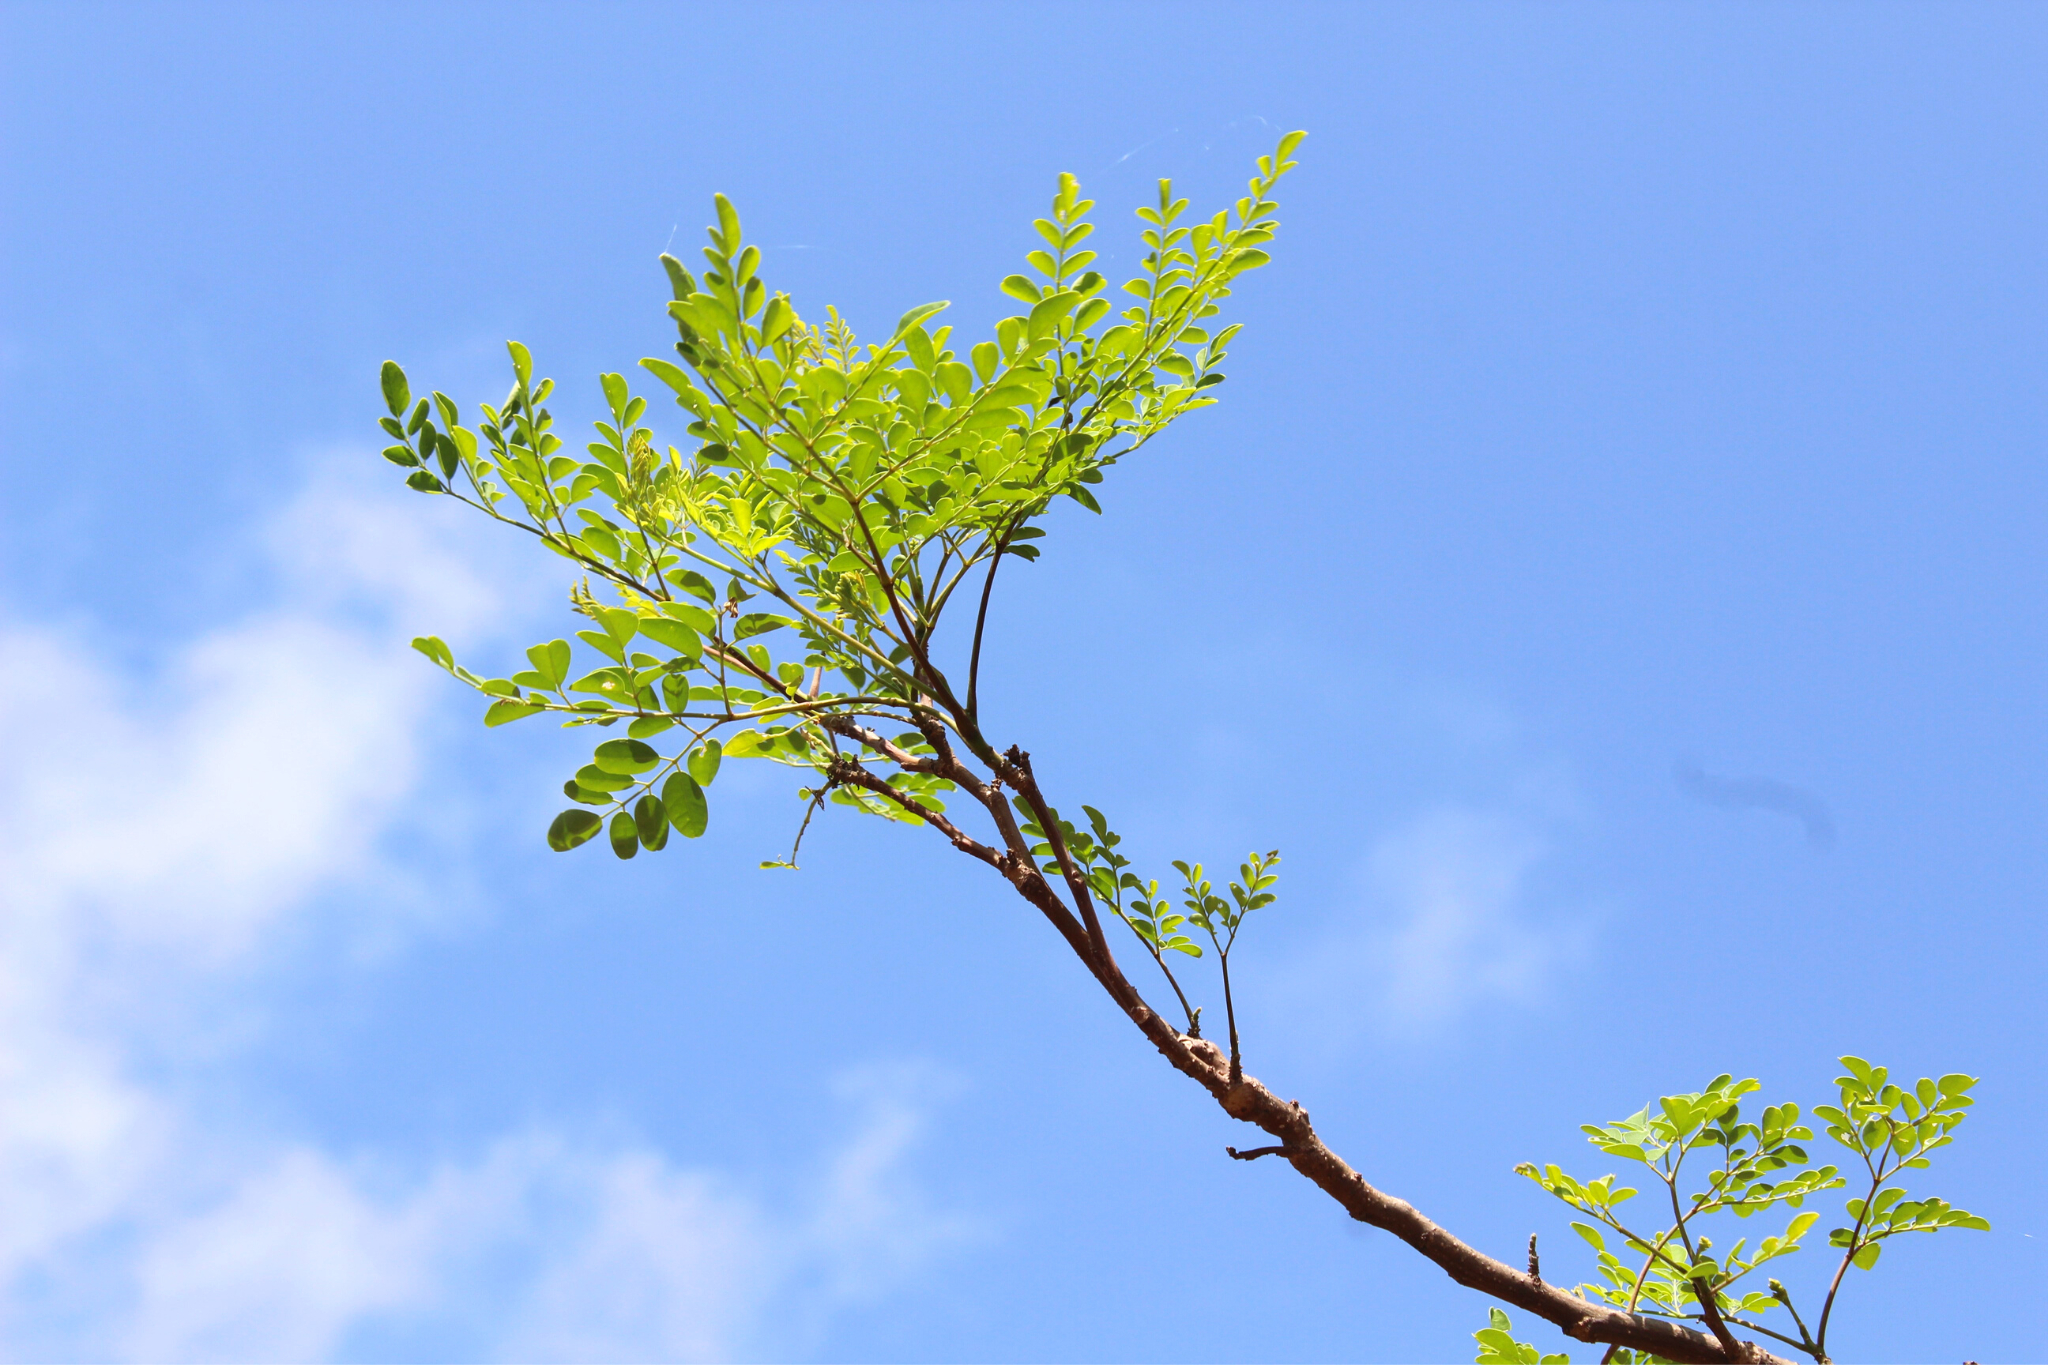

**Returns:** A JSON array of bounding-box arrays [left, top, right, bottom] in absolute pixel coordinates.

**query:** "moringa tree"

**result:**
[[372, 133, 1984, 1363]]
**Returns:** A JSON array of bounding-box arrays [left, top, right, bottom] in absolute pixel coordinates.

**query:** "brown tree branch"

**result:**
[[1693, 1276, 1746, 1358], [942, 772, 1790, 1364], [824, 757, 1004, 873], [1000, 745, 1120, 976], [823, 710, 1787, 1364]]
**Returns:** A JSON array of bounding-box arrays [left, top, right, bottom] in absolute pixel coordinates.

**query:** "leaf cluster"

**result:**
[[1511, 1059, 1986, 1362], [377, 133, 1305, 864], [1473, 1308, 1571, 1365]]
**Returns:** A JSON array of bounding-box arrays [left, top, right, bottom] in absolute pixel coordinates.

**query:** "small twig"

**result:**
[[1527, 1233, 1542, 1283], [1226, 1144, 1295, 1162], [770, 784, 830, 869], [1768, 1280, 1825, 1363]]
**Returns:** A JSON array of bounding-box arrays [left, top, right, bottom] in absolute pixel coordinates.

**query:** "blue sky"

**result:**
[[2, 3, 2043, 1360]]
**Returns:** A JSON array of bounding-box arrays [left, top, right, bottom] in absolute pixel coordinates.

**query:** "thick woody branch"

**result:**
[[824, 712, 1781, 1363], [951, 781, 1786, 1365], [1174, 1039, 1782, 1364], [1693, 1277, 1744, 1356]]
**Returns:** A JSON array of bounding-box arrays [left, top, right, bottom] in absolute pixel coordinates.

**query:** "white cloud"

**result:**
[[114, 1089, 974, 1365], [1372, 808, 1556, 1030], [1280, 805, 1581, 1044], [124, 1147, 439, 1362], [0, 456, 973, 1362]]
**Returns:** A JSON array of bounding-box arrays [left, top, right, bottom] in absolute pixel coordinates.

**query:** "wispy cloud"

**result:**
[[0, 455, 974, 1361], [1372, 809, 1558, 1031], [1281, 806, 1579, 1044]]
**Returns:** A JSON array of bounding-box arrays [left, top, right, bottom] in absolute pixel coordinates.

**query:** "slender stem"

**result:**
[[1218, 948, 1241, 1084], [1721, 1315, 1817, 1357], [965, 518, 1020, 724], [1814, 1142, 1888, 1356]]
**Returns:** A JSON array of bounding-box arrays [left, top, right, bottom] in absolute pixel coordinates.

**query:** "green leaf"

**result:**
[[893, 301, 950, 338], [688, 740, 722, 786], [594, 606, 639, 647], [657, 601, 718, 633], [713, 193, 741, 254], [485, 698, 543, 726], [639, 617, 703, 657], [667, 568, 718, 603], [405, 470, 446, 493], [662, 771, 708, 837], [660, 253, 695, 299], [609, 810, 639, 859], [411, 636, 455, 670], [759, 294, 793, 344], [380, 360, 411, 417], [733, 613, 794, 639], [1851, 1241, 1881, 1270], [641, 356, 694, 396], [508, 339, 532, 388], [722, 730, 768, 758], [576, 630, 625, 665], [574, 763, 634, 792], [1026, 289, 1080, 341], [546, 809, 603, 851], [593, 739, 661, 775], [526, 639, 572, 688], [634, 794, 670, 850], [999, 275, 1041, 304]]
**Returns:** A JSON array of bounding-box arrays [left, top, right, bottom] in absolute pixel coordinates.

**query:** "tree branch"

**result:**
[[824, 757, 1005, 873], [944, 778, 1791, 1365]]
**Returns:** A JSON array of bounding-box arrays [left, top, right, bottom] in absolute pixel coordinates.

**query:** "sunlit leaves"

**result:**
[[634, 793, 669, 850], [1471, 1309, 1570, 1365], [525, 638, 572, 687], [661, 771, 708, 838], [593, 739, 661, 775], [608, 810, 639, 859], [411, 636, 454, 670], [546, 809, 602, 851], [380, 360, 411, 417], [1523, 1058, 1985, 1353], [378, 133, 1304, 880]]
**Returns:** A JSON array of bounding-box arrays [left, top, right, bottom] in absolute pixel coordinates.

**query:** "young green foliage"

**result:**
[[383, 136, 1302, 872], [1474, 1308, 1571, 1365], [1509, 1059, 1985, 1362]]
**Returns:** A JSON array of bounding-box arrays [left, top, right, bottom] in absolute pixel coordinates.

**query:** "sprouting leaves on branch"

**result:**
[[1508, 1059, 1986, 1362], [379, 131, 1306, 865]]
